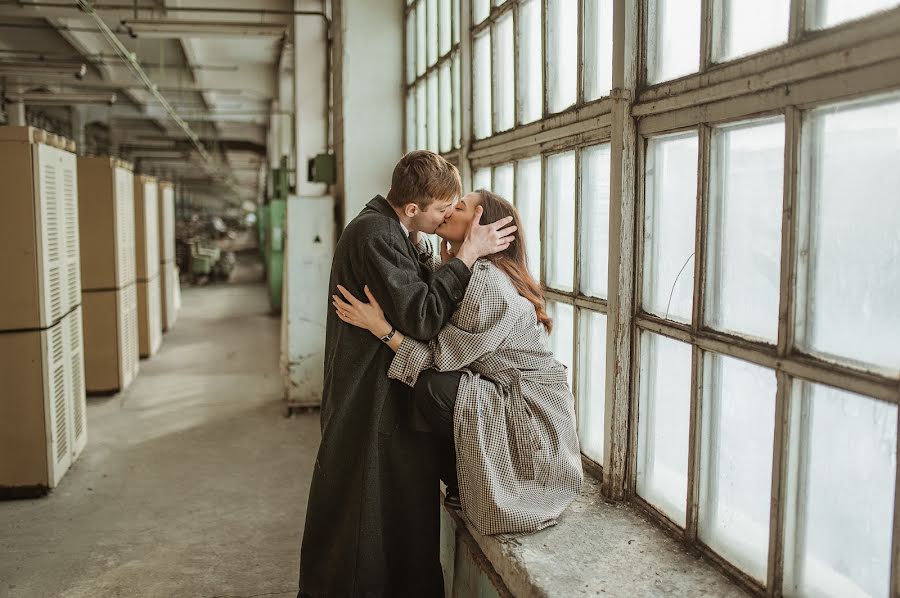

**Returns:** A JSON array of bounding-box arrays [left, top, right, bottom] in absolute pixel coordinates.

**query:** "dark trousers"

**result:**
[[413, 370, 462, 490]]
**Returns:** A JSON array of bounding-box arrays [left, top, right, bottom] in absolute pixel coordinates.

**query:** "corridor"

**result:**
[[0, 262, 317, 598]]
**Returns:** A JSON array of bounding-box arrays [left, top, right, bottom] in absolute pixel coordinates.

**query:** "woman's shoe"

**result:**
[[444, 487, 462, 510]]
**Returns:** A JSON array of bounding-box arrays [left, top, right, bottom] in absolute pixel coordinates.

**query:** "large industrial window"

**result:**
[[405, 0, 461, 153], [404, 0, 900, 594]]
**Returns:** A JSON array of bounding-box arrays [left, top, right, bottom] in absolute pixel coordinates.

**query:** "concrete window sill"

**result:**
[[443, 474, 753, 597]]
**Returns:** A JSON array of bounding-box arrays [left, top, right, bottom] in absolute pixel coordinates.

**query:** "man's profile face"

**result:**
[[407, 197, 455, 234]]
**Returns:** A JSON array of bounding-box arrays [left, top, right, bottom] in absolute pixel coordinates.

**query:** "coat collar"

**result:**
[[365, 194, 425, 257], [365, 195, 397, 220]]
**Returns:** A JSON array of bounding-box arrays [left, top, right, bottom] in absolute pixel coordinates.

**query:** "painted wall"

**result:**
[[334, 0, 404, 227], [440, 508, 506, 598], [294, 0, 330, 198]]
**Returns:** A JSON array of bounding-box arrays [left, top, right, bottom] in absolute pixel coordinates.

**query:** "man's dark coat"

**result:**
[[298, 195, 471, 597]]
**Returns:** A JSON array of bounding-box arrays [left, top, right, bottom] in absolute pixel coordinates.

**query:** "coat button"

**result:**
[[407, 376, 414, 384]]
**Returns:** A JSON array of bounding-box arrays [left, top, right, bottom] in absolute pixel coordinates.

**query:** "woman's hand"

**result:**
[[333, 284, 392, 338]]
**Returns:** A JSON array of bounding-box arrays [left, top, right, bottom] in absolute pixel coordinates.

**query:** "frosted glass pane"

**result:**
[[518, 0, 543, 124], [647, 0, 701, 84], [584, 0, 614, 100], [474, 31, 492, 139], [547, 0, 578, 113], [517, 157, 542, 280], [473, 0, 489, 24], [636, 332, 692, 527], [699, 354, 776, 582], [545, 151, 576, 292], [798, 96, 900, 373], [493, 162, 514, 203], [547, 301, 574, 388], [416, 4, 426, 77], [427, 72, 438, 152], [427, 0, 438, 66], [473, 167, 491, 192], [809, 0, 900, 29], [643, 132, 698, 323], [494, 12, 515, 132], [452, 52, 461, 148], [581, 144, 611, 298], [713, 0, 790, 62], [406, 92, 416, 152], [406, 10, 416, 84], [787, 383, 897, 598], [416, 82, 427, 149], [577, 309, 607, 463], [438, 0, 451, 56], [439, 62, 452, 153], [706, 119, 784, 343]]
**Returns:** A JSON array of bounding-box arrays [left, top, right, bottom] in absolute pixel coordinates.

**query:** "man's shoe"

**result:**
[[444, 487, 462, 510]]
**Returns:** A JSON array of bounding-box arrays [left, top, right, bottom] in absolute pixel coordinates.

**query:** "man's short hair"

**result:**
[[385, 150, 462, 209]]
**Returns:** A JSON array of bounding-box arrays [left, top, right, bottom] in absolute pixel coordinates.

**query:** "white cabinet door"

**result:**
[[43, 319, 72, 487], [33, 143, 65, 326]]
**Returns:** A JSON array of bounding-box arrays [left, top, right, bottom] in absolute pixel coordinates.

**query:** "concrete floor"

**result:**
[[0, 259, 319, 598]]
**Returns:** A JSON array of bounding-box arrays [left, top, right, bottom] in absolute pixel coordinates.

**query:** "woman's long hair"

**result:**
[[473, 189, 552, 333]]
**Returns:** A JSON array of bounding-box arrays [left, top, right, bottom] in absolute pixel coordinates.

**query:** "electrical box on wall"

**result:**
[[307, 153, 335, 184]]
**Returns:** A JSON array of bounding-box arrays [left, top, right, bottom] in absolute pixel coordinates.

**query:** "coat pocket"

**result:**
[[504, 387, 538, 481]]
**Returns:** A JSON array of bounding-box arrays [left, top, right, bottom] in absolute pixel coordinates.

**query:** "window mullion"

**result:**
[[601, 0, 637, 501], [685, 345, 704, 542], [577, 0, 585, 103], [491, 20, 498, 135], [891, 408, 900, 598], [684, 125, 710, 542], [699, 0, 713, 71], [512, 1, 520, 135], [541, 0, 549, 119], [461, 0, 474, 186], [790, 0, 808, 40], [574, 147, 583, 298], [539, 153, 548, 284], [765, 105, 801, 596]]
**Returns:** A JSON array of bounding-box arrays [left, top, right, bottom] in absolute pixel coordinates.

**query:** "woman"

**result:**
[[333, 190, 583, 536]]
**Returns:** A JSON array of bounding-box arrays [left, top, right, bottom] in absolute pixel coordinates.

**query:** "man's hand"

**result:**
[[454, 205, 516, 269]]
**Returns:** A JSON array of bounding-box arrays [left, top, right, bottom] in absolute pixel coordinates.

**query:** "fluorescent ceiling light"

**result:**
[[0, 61, 86, 79], [129, 151, 186, 159], [5, 92, 116, 105], [122, 139, 178, 148], [122, 19, 286, 39]]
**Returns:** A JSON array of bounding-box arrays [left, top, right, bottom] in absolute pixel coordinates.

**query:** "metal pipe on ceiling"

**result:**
[[0, 49, 237, 71], [0, 0, 329, 24]]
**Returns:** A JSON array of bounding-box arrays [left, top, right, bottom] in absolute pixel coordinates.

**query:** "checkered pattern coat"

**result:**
[[388, 257, 584, 536]]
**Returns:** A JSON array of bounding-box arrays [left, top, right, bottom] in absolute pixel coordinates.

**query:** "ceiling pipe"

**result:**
[[0, 0, 330, 25], [75, 0, 243, 203]]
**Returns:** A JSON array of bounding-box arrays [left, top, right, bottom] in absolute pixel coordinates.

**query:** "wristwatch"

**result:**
[[380, 327, 397, 343]]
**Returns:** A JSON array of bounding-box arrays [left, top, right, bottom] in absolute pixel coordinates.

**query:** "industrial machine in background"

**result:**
[[264, 157, 289, 314]]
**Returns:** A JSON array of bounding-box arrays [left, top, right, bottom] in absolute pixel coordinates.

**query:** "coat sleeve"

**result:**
[[362, 231, 472, 341], [386, 263, 518, 387]]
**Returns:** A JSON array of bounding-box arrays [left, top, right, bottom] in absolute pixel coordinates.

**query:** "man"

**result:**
[[297, 151, 516, 597]]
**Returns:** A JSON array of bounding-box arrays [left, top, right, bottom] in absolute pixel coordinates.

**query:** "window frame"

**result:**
[[403, 0, 900, 594]]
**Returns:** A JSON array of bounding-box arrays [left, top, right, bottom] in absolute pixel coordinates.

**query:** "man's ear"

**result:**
[[404, 203, 419, 218]]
